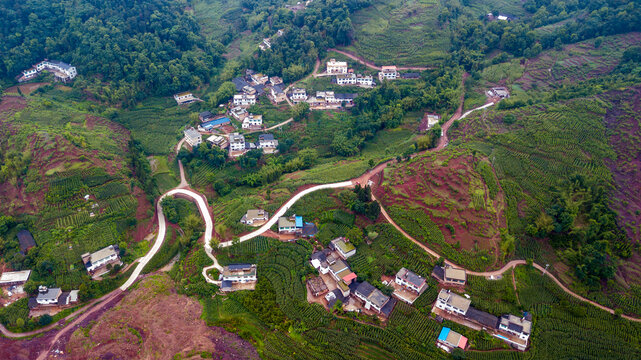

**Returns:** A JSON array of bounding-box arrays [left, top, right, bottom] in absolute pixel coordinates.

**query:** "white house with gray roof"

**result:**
[[36, 286, 62, 305], [354, 281, 390, 313], [81, 245, 120, 274], [183, 127, 202, 147], [436, 289, 471, 316], [395, 267, 427, 293]]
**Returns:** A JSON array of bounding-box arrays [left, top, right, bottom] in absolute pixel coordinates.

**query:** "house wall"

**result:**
[[436, 299, 467, 315]]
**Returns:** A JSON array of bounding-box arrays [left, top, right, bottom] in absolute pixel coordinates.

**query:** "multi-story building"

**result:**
[[21, 60, 77, 82], [354, 282, 391, 313], [233, 94, 256, 107], [498, 314, 532, 341], [183, 127, 202, 147], [258, 134, 278, 152], [0, 270, 31, 287], [335, 73, 374, 87], [242, 114, 263, 129], [230, 106, 248, 120], [36, 286, 62, 305], [329, 237, 356, 259], [435, 289, 471, 316], [229, 133, 246, 153], [326, 58, 348, 74], [395, 267, 427, 293], [240, 209, 269, 226], [81, 245, 121, 274], [290, 88, 308, 103], [378, 66, 398, 81]]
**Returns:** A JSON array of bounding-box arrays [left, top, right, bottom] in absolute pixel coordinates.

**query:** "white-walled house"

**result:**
[[81, 245, 121, 274], [378, 66, 398, 81], [35, 286, 62, 305], [183, 127, 202, 147], [436, 289, 471, 316], [21, 60, 77, 82], [499, 314, 532, 341], [290, 88, 308, 103], [326, 59, 348, 74], [242, 114, 263, 129], [229, 133, 246, 152], [233, 94, 256, 107], [395, 268, 427, 293], [258, 134, 278, 150]]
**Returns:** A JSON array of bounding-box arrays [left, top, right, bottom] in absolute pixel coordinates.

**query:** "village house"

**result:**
[[220, 264, 258, 292], [378, 66, 398, 81], [307, 276, 329, 297], [395, 268, 427, 293], [328, 258, 356, 284], [335, 73, 374, 87], [183, 127, 202, 148], [258, 134, 279, 153], [81, 245, 121, 275], [435, 289, 471, 316], [329, 237, 356, 259], [240, 209, 269, 226], [199, 117, 231, 132], [401, 72, 420, 79], [277, 29, 285, 36], [242, 114, 263, 129], [229, 133, 247, 156], [278, 215, 302, 233], [0, 270, 31, 287], [20, 60, 77, 82], [353, 281, 392, 314], [437, 327, 468, 352], [419, 114, 441, 132], [174, 92, 199, 105], [270, 84, 287, 103], [242, 85, 257, 95], [325, 288, 346, 308], [301, 222, 319, 238], [488, 87, 510, 98], [230, 106, 249, 120], [17, 230, 36, 255], [259, 38, 271, 51], [334, 93, 358, 106], [206, 135, 228, 149], [290, 88, 307, 103], [499, 314, 532, 341], [199, 111, 215, 122], [310, 249, 334, 275], [269, 76, 283, 86], [35, 286, 62, 305], [233, 94, 256, 107], [251, 73, 269, 85], [432, 265, 467, 285], [326, 59, 348, 74]]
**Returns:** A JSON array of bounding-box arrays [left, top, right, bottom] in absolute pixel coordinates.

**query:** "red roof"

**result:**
[[458, 336, 468, 349], [342, 272, 357, 282]]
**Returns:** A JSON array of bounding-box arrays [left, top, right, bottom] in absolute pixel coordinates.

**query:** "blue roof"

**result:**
[[438, 327, 451, 342], [201, 117, 231, 129], [295, 216, 303, 228]]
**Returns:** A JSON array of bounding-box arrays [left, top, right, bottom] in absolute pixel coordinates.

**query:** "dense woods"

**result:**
[[0, 0, 225, 102]]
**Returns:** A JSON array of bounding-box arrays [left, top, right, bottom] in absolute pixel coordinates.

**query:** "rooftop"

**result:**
[[82, 245, 118, 266], [36, 287, 62, 302], [259, 134, 275, 141], [0, 270, 32, 284], [331, 237, 355, 254], [46, 60, 74, 70], [229, 133, 245, 143], [396, 267, 426, 288], [438, 289, 471, 313], [278, 216, 296, 228], [17, 230, 36, 252], [445, 267, 467, 281], [245, 209, 267, 220], [199, 111, 214, 119], [329, 259, 350, 274], [466, 307, 499, 329], [307, 276, 328, 294], [355, 281, 376, 298], [184, 128, 201, 139], [500, 314, 532, 334]]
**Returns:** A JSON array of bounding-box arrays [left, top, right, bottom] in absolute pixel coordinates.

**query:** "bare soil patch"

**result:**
[[375, 152, 505, 252], [65, 274, 259, 360]]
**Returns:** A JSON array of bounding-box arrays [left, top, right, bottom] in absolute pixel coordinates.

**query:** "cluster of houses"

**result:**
[[232, 70, 287, 105], [19, 59, 77, 83], [287, 88, 358, 109], [219, 263, 258, 292], [326, 59, 375, 88], [429, 265, 532, 352], [307, 237, 430, 319]]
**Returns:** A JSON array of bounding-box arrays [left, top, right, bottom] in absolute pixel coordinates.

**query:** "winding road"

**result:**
[[328, 48, 433, 71]]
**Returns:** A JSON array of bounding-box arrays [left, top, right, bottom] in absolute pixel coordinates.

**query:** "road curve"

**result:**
[[327, 48, 433, 71]]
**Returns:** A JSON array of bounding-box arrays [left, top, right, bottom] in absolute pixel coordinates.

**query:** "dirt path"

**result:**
[[245, 118, 294, 134], [328, 48, 433, 71]]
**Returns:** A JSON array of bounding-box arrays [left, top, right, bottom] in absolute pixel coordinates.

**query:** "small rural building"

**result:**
[[0, 270, 31, 287], [233, 94, 256, 107], [395, 267, 427, 293], [301, 222, 318, 238], [199, 111, 215, 122], [432, 265, 467, 285], [220, 264, 257, 284], [329, 237, 356, 259], [353, 281, 391, 314], [251, 73, 269, 85], [232, 77, 251, 92], [206, 135, 228, 149], [489, 87, 510, 98], [242, 85, 257, 95], [17, 230, 36, 254], [198, 117, 231, 132], [258, 134, 279, 153], [35, 286, 62, 305], [437, 327, 468, 352], [465, 307, 499, 329], [81, 245, 121, 274], [307, 276, 329, 297], [401, 72, 420, 79], [326, 59, 348, 74], [230, 106, 248, 120], [242, 114, 263, 129], [269, 76, 283, 86], [325, 288, 346, 308], [278, 215, 302, 233], [378, 66, 398, 81], [310, 249, 333, 274], [335, 73, 357, 86], [259, 38, 271, 51], [183, 127, 202, 147], [499, 314, 532, 341], [290, 88, 307, 103], [436, 289, 471, 316], [419, 114, 441, 132], [228, 133, 246, 151], [240, 209, 269, 226], [270, 84, 287, 103], [174, 92, 198, 105], [334, 93, 358, 106]]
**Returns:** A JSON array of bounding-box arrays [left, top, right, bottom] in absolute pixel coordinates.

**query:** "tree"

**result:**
[[38, 314, 52, 326], [292, 102, 310, 122], [331, 134, 360, 156], [345, 227, 364, 246], [15, 318, 24, 329]]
